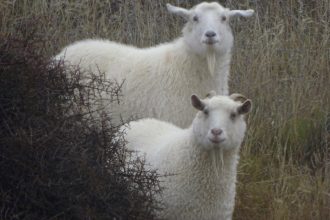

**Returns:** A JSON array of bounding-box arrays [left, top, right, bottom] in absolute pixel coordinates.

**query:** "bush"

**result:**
[[0, 20, 162, 220]]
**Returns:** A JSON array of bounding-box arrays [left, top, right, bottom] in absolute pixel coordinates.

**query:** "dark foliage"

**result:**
[[0, 20, 162, 220]]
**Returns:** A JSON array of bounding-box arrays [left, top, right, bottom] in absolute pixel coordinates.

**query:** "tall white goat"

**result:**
[[56, 2, 254, 127], [123, 92, 252, 220]]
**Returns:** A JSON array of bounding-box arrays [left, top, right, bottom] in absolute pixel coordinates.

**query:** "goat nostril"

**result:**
[[211, 128, 223, 136], [205, 31, 216, 38]]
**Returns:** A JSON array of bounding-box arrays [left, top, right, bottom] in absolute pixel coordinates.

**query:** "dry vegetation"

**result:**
[[1, 0, 329, 219]]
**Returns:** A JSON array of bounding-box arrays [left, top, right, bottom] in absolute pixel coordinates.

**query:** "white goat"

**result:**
[[123, 92, 252, 220], [55, 2, 254, 127]]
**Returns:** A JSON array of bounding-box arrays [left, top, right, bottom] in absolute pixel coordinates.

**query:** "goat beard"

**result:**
[[212, 148, 224, 178], [206, 49, 216, 77]]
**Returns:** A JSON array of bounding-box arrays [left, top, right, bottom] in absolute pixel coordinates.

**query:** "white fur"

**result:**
[[55, 2, 254, 127], [123, 94, 252, 220]]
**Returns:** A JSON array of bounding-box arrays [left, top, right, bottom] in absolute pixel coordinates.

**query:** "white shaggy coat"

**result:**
[[56, 2, 254, 127], [123, 94, 252, 220]]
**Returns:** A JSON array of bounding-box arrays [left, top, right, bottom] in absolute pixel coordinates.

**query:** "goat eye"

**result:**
[[203, 109, 209, 115], [230, 112, 236, 120], [193, 15, 199, 22], [221, 16, 227, 22]]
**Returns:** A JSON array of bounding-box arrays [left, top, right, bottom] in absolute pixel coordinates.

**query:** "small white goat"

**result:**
[[56, 2, 254, 127], [123, 92, 252, 220]]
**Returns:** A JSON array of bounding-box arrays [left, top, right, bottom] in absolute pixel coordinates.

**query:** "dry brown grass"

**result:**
[[1, 0, 329, 219]]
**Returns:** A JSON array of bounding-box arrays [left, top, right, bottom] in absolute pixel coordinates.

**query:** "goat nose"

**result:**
[[205, 31, 216, 38], [211, 128, 223, 136]]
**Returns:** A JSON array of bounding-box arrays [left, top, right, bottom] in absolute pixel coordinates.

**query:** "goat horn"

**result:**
[[205, 90, 216, 98], [230, 93, 247, 103]]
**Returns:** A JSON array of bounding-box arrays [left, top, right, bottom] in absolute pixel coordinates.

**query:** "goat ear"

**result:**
[[191, 94, 205, 111], [167, 3, 190, 20], [238, 99, 252, 114], [228, 9, 254, 18]]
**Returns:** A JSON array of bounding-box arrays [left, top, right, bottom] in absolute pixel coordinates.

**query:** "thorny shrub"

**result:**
[[0, 18, 162, 220]]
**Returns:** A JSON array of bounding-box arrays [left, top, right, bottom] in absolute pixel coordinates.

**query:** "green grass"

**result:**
[[1, 0, 329, 219]]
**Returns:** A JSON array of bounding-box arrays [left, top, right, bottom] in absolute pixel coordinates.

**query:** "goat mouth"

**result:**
[[209, 137, 225, 144], [203, 40, 219, 45]]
